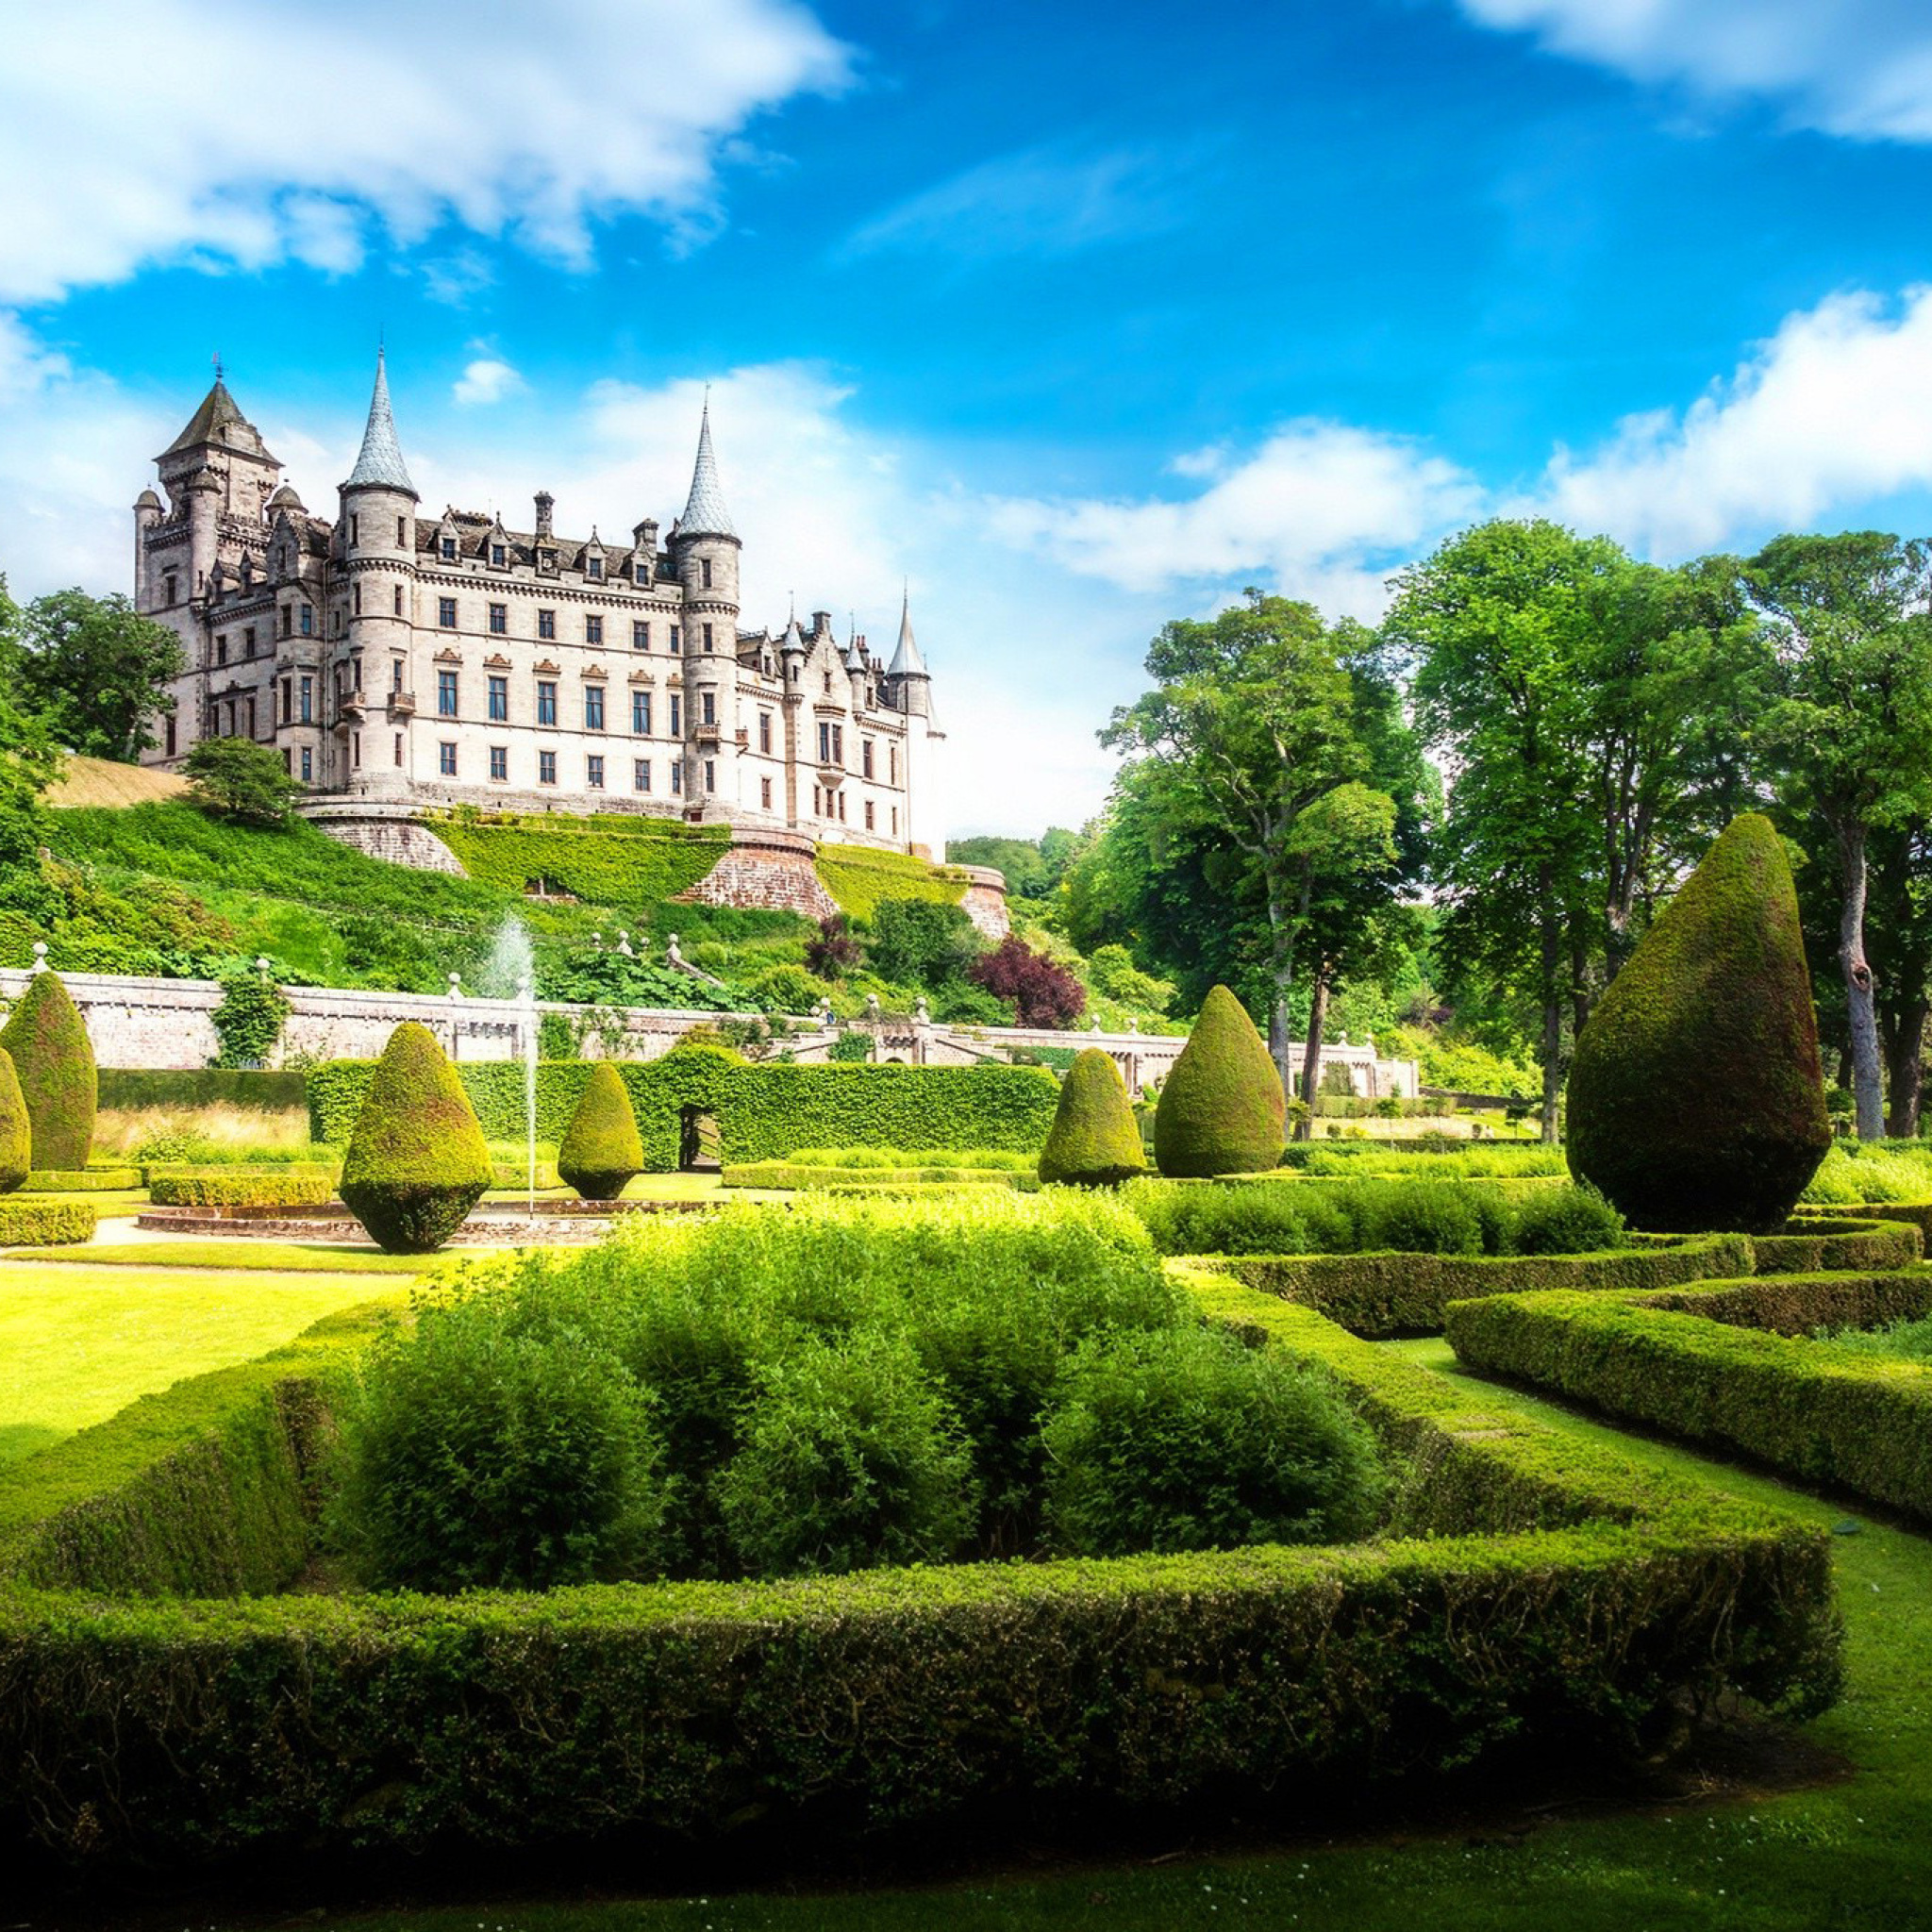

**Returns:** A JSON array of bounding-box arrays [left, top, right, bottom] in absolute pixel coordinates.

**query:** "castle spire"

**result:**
[[887, 585, 927, 679], [344, 347, 416, 495], [679, 400, 736, 540]]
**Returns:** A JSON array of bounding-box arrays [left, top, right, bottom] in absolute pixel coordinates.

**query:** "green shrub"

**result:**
[[1511, 1183, 1625, 1257], [146, 1170, 336, 1208], [1351, 1178, 1488, 1257], [0, 1199, 94, 1246], [0, 970, 96, 1170], [0, 1048, 27, 1195], [1041, 1324, 1388, 1556], [747, 963, 828, 1013], [208, 973, 291, 1068], [556, 1061, 643, 1200], [1153, 985, 1284, 1178], [23, 1166, 142, 1192], [714, 1331, 977, 1578], [338, 1023, 492, 1253], [1567, 813, 1830, 1232], [1800, 1141, 1932, 1205], [331, 1288, 667, 1591], [1039, 1047, 1146, 1187]]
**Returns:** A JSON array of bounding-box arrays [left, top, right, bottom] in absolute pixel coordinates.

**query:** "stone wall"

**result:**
[[301, 801, 468, 875], [955, 864, 1011, 941], [674, 825, 839, 922]]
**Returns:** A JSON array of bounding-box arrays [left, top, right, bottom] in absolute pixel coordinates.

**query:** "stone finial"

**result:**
[[255, 955, 273, 977], [1091, 1015, 1104, 1033], [591, 931, 603, 949], [616, 929, 634, 957], [28, 941, 47, 974], [667, 934, 683, 964], [914, 995, 930, 1024], [866, 992, 881, 1015], [1338, 1033, 1350, 1048], [448, 972, 463, 1000], [515, 971, 534, 1002], [1128, 1017, 1140, 1034]]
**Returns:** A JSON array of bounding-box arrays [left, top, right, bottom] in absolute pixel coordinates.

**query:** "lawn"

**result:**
[[0, 1261, 413, 1466], [5, 1240, 439, 1273]]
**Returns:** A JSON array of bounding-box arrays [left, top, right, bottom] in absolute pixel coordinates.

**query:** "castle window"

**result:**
[[585, 686, 606, 731], [441, 537, 457, 561], [587, 755, 606, 790], [537, 679, 558, 726], [394, 585, 404, 616], [488, 675, 508, 722], [671, 759, 683, 795], [350, 514, 359, 545], [166, 714, 176, 757], [670, 625, 681, 651], [280, 677, 291, 724], [279, 606, 292, 641], [837, 790, 846, 822], [440, 741, 457, 777], [243, 625, 257, 657], [891, 805, 898, 837], [490, 745, 508, 781], [539, 748, 558, 785], [705, 759, 716, 794], [163, 572, 178, 605], [670, 693, 682, 737], [391, 658, 404, 691], [300, 745, 311, 783], [397, 516, 408, 547], [300, 676, 313, 724], [491, 542, 506, 568], [864, 800, 875, 831], [538, 608, 557, 641], [889, 744, 897, 785], [760, 775, 772, 809], [632, 690, 651, 735], [283, 748, 291, 774], [585, 615, 604, 645], [812, 785, 821, 815], [862, 738, 874, 779], [300, 606, 313, 637], [352, 654, 363, 691], [633, 621, 650, 650], [702, 624, 713, 653], [634, 758, 651, 793], [701, 691, 715, 726], [354, 584, 362, 616], [824, 672, 832, 693], [216, 635, 229, 667], [246, 695, 258, 738], [758, 711, 772, 755], [489, 602, 507, 635], [352, 731, 360, 768], [588, 557, 603, 582], [701, 558, 712, 590], [438, 597, 457, 629]]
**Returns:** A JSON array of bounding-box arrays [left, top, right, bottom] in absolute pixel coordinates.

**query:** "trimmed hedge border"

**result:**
[[1444, 1271, 1932, 1521], [0, 1201, 95, 1247], [1797, 1201, 1932, 1241], [1208, 1232, 1756, 1339], [22, 1168, 142, 1193], [147, 1172, 339, 1209], [722, 1161, 1033, 1191], [98, 1069, 308, 1112], [1748, 1217, 1922, 1274], [0, 1265, 1840, 1868], [308, 1057, 1060, 1167]]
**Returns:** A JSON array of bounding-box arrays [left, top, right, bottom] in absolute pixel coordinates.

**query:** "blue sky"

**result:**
[[7, 0, 1932, 834]]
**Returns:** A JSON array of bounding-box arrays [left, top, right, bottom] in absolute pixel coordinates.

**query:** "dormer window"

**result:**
[[441, 537, 457, 561], [539, 548, 556, 573], [491, 542, 506, 568], [587, 557, 603, 582]]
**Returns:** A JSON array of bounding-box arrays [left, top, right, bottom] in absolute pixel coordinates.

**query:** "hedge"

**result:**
[[1748, 1217, 1923, 1274], [23, 1168, 142, 1192], [0, 1269, 1838, 1867], [722, 1161, 1032, 1191], [426, 810, 729, 906], [1797, 1200, 1932, 1241], [97, 1069, 309, 1112], [0, 1201, 95, 1246], [308, 1056, 1061, 1167], [1444, 1272, 1932, 1521], [146, 1172, 338, 1209], [814, 842, 969, 922], [1210, 1233, 1757, 1338]]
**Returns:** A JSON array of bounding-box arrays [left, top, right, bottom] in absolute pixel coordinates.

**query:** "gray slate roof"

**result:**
[[887, 591, 927, 678], [344, 350, 417, 495], [679, 404, 736, 539]]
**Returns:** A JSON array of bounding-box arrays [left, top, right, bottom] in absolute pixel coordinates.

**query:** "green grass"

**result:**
[[5, 1241, 437, 1273], [259, 1334, 1932, 1932], [0, 1262, 412, 1466]]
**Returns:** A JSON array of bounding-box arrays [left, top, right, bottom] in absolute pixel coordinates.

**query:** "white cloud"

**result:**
[[0, 0, 851, 307], [1536, 286, 1932, 555], [1457, 0, 1932, 142], [984, 423, 1482, 618], [452, 357, 525, 408]]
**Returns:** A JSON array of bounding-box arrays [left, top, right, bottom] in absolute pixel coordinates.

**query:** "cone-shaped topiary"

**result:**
[[1040, 1048, 1147, 1187], [0, 971, 95, 1172], [1568, 812, 1830, 1234], [340, 1022, 492, 1253], [1153, 985, 1285, 1178], [0, 1047, 27, 1193], [558, 1061, 644, 1200]]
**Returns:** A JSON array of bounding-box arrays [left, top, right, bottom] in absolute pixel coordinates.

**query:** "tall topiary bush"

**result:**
[[339, 1022, 492, 1253], [1039, 1047, 1145, 1187], [1568, 812, 1830, 1233], [0, 1046, 27, 1193], [1152, 985, 1284, 1177], [558, 1061, 644, 1200], [0, 971, 95, 1171]]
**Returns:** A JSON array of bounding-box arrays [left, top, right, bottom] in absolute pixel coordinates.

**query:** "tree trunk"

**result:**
[[1298, 970, 1331, 1141], [1885, 993, 1928, 1139], [1840, 821, 1886, 1141]]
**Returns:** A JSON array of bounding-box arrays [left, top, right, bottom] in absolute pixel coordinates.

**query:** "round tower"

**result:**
[[669, 401, 741, 817]]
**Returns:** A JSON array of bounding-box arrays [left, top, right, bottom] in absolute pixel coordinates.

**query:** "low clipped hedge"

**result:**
[[1797, 1200, 1932, 1241], [723, 1161, 1033, 1191], [147, 1171, 338, 1209], [22, 1168, 142, 1192], [1444, 1272, 1932, 1520], [97, 1068, 309, 1112], [1212, 1233, 1757, 1339], [309, 1057, 1059, 1167], [1749, 1217, 1923, 1274], [0, 1263, 1841, 1868], [0, 1201, 94, 1246]]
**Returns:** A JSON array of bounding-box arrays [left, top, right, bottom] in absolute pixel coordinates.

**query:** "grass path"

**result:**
[[310, 1338, 1932, 1932], [0, 1261, 412, 1466]]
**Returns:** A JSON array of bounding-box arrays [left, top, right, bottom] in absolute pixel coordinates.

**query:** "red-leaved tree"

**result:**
[[969, 936, 1087, 1028]]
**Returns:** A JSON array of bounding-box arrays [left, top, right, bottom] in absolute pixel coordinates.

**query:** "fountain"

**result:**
[[516, 969, 538, 1218]]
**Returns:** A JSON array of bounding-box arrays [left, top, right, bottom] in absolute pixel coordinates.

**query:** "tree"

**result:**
[[866, 898, 982, 988], [17, 589, 184, 761], [0, 575, 58, 874], [1749, 533, 1932, 1141], [969, 935, 1086, 1028], [183, 736, 300, 825], [1102, 592, 1395, 1094]]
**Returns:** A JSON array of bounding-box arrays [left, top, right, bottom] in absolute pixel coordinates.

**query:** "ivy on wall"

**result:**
[[208, 974, 291, 1069], [427, 811, 730, 909], [813, 843, 971, 924]]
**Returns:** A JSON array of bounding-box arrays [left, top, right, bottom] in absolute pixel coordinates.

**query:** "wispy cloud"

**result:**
[[1456, 0, 1932, 142], [841, 142, 1198, 262]]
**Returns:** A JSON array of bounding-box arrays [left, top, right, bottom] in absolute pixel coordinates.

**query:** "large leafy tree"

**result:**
[[16, 589, 184, 761], [183, 736, 299, 826], [0, 576, 58, 874], [1101, 592, 1401, 1093], [1749, 532, 1932, 1141]]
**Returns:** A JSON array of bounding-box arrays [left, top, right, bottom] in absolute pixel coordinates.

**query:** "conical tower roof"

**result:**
[[344, 349, 417, 495], [887, 588, 928, 678], [158, 375, 277, 465], [780, 611, 807, 654], [679, 402, 736, 540]]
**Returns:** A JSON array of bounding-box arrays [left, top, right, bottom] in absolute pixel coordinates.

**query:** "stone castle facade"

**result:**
[[133, 356, 943, 857]]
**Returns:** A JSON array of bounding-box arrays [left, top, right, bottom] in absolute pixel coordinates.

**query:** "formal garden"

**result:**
[[5, 806, 1932, 1928]]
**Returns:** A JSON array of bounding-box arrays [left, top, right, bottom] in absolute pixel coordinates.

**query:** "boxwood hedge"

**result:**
[[146, 1171, 338, 1209], [308, 1056, 1060, 1165], [0, 1201, 95, 1247], [0, 1260, 1840, 1869]]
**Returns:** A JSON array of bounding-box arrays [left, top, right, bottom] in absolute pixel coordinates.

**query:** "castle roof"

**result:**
[[344, 348, 417, 495], [887, 590, 928, 679], [678, 402, 736, 540], [159, 375, 278, 466]]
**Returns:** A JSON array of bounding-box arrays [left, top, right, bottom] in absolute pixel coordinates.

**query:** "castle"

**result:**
[[133, 355, 943, 858]]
